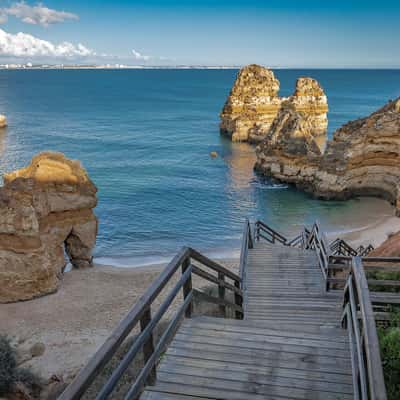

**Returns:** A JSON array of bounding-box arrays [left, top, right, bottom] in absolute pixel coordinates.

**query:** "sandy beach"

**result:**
[[0, 258, 239, 386], [328, 215, 400, 249]]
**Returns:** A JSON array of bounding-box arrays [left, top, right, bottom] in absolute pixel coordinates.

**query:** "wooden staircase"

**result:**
[[141, 242, 354, 400], [59, 220, 389, 400]]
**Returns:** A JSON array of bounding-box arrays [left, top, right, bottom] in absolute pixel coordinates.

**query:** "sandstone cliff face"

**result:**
[[290, 77, 328, 139], [220, 65, 328, 143], [256, 97, 400, 213], [0, 152, 98, 303], [220, 64, 282, 142]]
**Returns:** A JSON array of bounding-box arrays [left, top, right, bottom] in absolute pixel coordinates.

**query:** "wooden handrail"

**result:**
[[330, 238, 374, 257], [59, 247, 243, 400], [305, 221, 330, 283], [330, 238, 358, 256], [239, 219, 253, 318], [342, 257, 387, 400], [239, 219, 253, 283], [255, 220, 287, 245], [330, 255, 400, 263]]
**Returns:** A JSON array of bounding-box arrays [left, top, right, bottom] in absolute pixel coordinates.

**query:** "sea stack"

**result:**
[[290, 77, 328, 139], [220, 64, 282, 142], [220, 65, 328, 144], [0, 152, 98, 303], [255, 97, 400, 214]]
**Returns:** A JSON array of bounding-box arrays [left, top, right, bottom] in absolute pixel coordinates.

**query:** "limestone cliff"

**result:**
[[255, 97, 400, 213], [0, 152, 98, 303], [220, 65, 328, 143], [220, 64, 282, 142]]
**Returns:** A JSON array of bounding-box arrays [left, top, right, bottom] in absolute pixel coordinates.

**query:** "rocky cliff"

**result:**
[[0, 152, 98, 303], [220, 65, 328, 143], [256, 97, 400, 213]]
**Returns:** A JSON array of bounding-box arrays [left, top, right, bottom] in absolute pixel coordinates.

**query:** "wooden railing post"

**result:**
[[234, 280, 243, 319], [139, 308, 156, 386], [218, 272, 226, 316], [182, 257, 193, 318]]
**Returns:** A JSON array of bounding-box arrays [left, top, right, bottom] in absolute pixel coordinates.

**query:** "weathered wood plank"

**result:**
[[158, 362, 354, 394], [156, 372, 354, 400], [162, 354, 353, 383], [168, 341, 352, 371]]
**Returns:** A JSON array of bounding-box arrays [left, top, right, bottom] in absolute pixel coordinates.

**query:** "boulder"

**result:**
[[0, 152, 98, 303], [256, 97, 400, 213]]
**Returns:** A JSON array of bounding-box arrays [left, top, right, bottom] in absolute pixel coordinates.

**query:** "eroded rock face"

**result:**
[[256, 97, 400, 213], [0, 152, 98, 303], [290, 77, 328, 139], [220, 64, 282, 142], [220, 66, 328, 144]]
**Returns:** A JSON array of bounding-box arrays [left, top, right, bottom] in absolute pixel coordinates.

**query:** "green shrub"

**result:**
[[0, 335, 17, 395], [367, 270, 400, 293], [379, 309, 400, 400], [0, 335, 42, 397]]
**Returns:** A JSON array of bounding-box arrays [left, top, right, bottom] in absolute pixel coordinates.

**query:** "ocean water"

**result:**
[[0, 69, 399, 266]]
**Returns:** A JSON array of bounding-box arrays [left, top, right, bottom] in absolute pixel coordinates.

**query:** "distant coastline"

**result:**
[[0, 64, 243, 70], [1, 64, 400, 70]]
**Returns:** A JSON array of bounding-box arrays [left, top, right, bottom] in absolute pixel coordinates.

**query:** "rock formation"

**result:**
[[290, 77, 328, 139], [220, 64, 282, 142], [220, 65, 328, 143], [368, 231, 400, 257], [256, 97, 400, 214], [0, 152, 98, 303], [0, 114, 7, 128]]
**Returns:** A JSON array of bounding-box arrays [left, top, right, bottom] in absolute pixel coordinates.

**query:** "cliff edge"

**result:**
[[256, 97, 400, 213]]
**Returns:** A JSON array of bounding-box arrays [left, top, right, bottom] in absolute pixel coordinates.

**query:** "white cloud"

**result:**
[[0, 28, 94, 58], [0, 2, 78, 27], [132, 49, 150, 61]]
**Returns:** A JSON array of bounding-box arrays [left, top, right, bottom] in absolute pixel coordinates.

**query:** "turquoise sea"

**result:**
[[0, 69, 399, 266]]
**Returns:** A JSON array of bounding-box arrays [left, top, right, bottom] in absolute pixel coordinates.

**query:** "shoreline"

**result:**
[[92, 213, 400, 271], [326, 214, 400, 249]]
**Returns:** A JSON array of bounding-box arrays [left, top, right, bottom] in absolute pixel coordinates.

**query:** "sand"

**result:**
[[329, 215, 400, 249], [0, 258, 239, 384]]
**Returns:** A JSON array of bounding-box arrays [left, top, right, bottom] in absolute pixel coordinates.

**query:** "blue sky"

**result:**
[[0, 0, 399, 67]]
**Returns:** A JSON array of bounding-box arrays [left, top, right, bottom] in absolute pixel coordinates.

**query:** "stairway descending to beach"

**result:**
[[60, 220, 388, 400], [141, 241, 353, 400]]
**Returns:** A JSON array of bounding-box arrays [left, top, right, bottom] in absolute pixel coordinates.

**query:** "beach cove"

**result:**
[[1, 69, 400, 267]]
